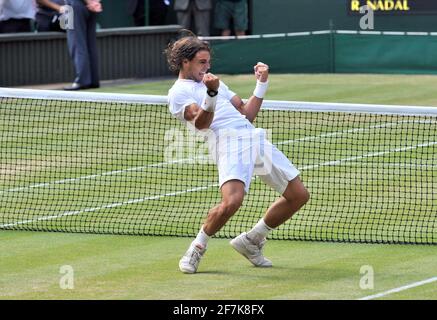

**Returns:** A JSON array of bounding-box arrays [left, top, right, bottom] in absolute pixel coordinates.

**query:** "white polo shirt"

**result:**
[[0, 0, 36, 21], [167, 78, 300, 194], [168, 79, 251, 132]]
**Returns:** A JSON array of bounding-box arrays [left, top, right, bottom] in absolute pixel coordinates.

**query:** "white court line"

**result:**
[[0, 183, 219, 228], [299, 141, 437, 170], [276, 121, 401, 146], [0, 156, 209, 195], [0, 119, 427, 195], [328, 162, 437, 169], [358, 277, 437, 300], [1, 140, 435, 229]]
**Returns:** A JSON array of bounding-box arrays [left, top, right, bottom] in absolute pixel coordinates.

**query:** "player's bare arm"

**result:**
[[184, 103, 213, 130], [184, 73, 220, 130], [232, 62, 269, 122]]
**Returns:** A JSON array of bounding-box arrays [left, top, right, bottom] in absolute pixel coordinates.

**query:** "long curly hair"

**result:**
[[165, 30, 211, 73]]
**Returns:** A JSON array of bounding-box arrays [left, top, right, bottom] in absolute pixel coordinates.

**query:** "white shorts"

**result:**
[[209, 126, 300, 194]]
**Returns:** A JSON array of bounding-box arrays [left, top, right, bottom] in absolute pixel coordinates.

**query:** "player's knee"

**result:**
[[285, 186, 310, 208], [221, 196, 243, 218]]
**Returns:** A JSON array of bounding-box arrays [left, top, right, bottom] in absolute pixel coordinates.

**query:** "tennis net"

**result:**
[[0, 88, 436, 244]]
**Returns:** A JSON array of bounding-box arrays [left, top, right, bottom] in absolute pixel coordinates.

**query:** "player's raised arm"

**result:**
[[231, 62, 269, 123]]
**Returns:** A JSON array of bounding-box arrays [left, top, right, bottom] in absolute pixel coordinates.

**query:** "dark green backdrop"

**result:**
[[251, 0, 437, 33], [210, 32, 437, 75]]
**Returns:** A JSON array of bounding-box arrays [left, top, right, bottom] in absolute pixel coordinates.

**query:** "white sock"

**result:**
[[193, 226, 210, 248], [246, 218, 274, 244]]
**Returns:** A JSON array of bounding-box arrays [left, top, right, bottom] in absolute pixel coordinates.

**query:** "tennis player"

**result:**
[[166, 35, 310, 273]]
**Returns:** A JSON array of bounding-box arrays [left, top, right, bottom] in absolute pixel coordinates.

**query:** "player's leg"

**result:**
[[179, 180, 245, 273], [230, 178, 309, 268], [231, 138, 309, 267], [254, 140, 309, 237], [263, 176, 309, 229], [247, 176, 309, 244], [203, 179, 245, 236]]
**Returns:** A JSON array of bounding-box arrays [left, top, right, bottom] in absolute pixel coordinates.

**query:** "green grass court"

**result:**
[[1, 74, 436, 299]]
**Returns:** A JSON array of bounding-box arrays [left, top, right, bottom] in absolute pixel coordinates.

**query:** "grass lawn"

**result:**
[[94, 73, 437, 106]]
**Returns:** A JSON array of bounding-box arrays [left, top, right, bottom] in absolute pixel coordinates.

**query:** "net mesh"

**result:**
[[0, 90, 436, 244]]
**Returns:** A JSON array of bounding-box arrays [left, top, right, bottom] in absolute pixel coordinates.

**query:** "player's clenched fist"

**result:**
[[203, 73, 220, 91], [254, 62, 269, 83]]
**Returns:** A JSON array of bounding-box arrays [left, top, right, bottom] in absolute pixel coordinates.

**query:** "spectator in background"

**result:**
[[174, 0, 211, 36], [127, 0, 145, 26], [214, 0, 247, 36], [0, 0, 36, 33], [64, 0, 101, 90], [35, 0, 66, 32], [128, 0, 170, 26], [149, 0, 170, 26]]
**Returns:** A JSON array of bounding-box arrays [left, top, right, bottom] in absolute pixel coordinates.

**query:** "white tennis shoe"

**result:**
[[230, 232, 272, 267], [179, 242, 206, 274]]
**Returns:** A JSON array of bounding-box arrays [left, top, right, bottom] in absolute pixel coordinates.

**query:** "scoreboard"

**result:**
[[348, 0, 437, 14]]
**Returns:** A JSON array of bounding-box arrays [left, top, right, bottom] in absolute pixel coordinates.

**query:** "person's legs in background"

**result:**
[[132, 0, 145, 26], [64, 0, 99, 90], [0, 18, 32, 33], [193, 7, 210, 36], [35, 13, 52, 32], [176, 1, 192, 31], [149, 0, 169, 25], [214, 0, 232, 36], [86, 10, 99, 88], [233, 0, 248, 36]]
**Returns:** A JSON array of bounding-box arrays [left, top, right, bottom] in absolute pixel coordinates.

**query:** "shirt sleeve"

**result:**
[[168, 87, 198, 122], [219, 81, 237, 101]]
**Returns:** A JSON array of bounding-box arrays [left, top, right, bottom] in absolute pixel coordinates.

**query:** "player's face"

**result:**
[[183, 50, 211, 82]]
